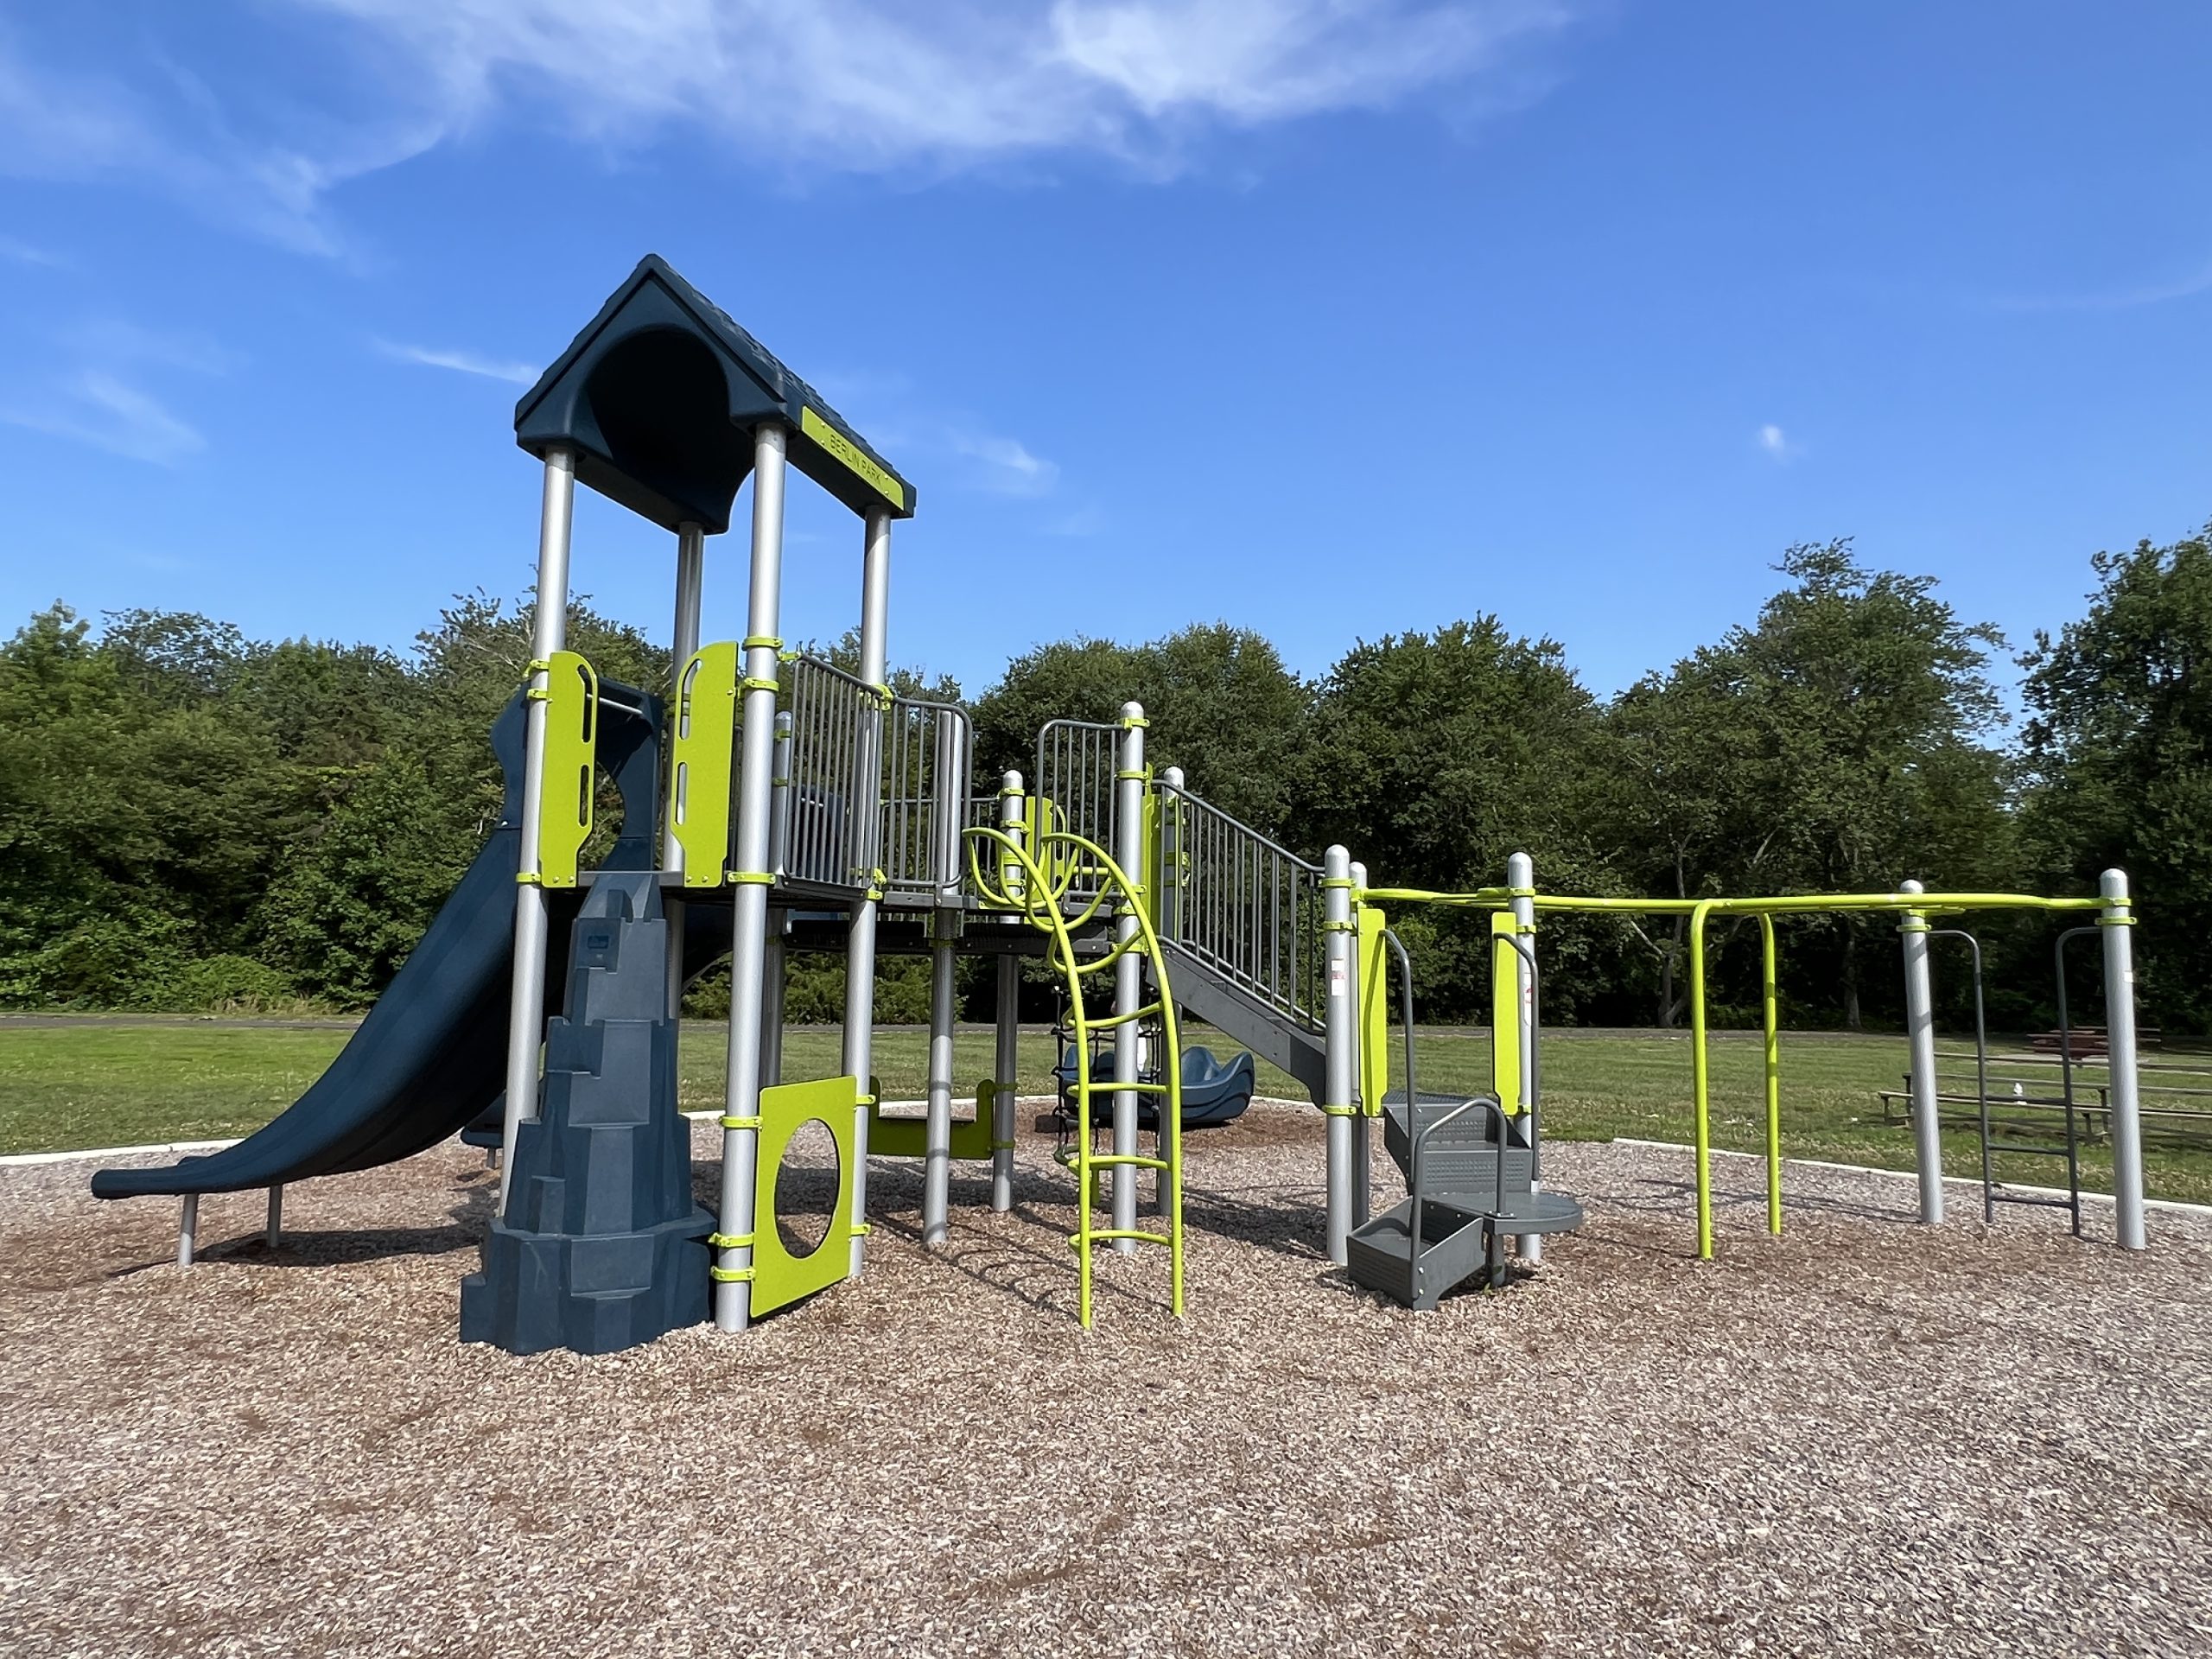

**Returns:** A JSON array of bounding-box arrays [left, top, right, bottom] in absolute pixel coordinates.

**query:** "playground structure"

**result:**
[[88, 256, 2152, 1352]]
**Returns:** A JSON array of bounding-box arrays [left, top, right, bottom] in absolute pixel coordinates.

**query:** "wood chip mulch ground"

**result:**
[[3, 1101, 2209, 1659]]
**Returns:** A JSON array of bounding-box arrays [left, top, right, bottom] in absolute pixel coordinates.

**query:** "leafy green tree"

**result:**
[[2019, 528, 2212, 1031], [973, 624, 1307, 835], [1292, 618, 1611, 1018], [1723, 541, 2012, 1026]]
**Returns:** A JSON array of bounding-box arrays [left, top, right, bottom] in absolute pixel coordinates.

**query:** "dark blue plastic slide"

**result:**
[[91, 825, 558, 1199], [92, 682, 707, 1203]]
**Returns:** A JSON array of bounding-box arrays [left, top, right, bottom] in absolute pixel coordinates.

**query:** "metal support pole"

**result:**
[[499, 447, 575, 1211], [1760, 914, 1783, 1235], [1899, 879, 1944, 1225], [991, 770, 1027, 1213], [1323, 844, 1356, 1266], [921, 713, 963, 1247], [712, 425, 789, 1332], [762, 711, 793, 1088], [2101, 869, 2147, 1250], [177, 1193, 198, 1268], [665, 521, 706, 1015], [264, 1185, 283, 1249], [1348, 858, 1371, 1230], [761, 922, 787, 1090], [843, 505, 893, 1277], [1110, 703, 1147, 1254], [1508, 851, 1541, 1262]]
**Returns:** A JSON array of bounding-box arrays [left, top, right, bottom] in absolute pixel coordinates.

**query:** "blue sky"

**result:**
[[2, 2, 2208, 706]]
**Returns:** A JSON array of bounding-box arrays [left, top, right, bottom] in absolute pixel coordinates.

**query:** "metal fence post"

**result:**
[[1111, 704, 1147, 1253], [844, 505, 893, 1277], [665, 521, 706, 1015], [1324, 844, 1356, 1265], [2101, 869, 2147, 1250], [761, 710, 793, 1090], [1899, 879, 1944, 1224], [712, 424, 789, 1332], [1348, 858, 1371, 1230], [1508, 851, 1541, 1263], [921, 711, 962, 1246], [499, 447, 575, 1211], [991, 769, 1027, 1213]]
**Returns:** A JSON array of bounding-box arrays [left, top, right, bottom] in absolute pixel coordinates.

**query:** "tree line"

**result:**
[[3, 528, 2208, 1032]]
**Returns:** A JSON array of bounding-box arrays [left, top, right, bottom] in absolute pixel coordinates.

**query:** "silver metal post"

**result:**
[[1348, 858, 1370, 1230], [1899, 879, 1944, 1224], [761, 922, 787, 1090], [921, 713, 962, 1246], [762, 710, 793, 1088], [1323, 844, 1357, 1265], [664, 521, 706, 1016], [1158, 769, 1186, 1220], [991, 769, 1027, 1212], [1509, 850, 1541, 1263], [712, 425, 789, 1332], [499, 447, 576, 1211], [843, 505, 893, 1276], [177, 1193, 198, 1268], [264, 1185, 283, 1249], [2101, 869, 2147, 1249], [1110, 704, 1147, 1254]]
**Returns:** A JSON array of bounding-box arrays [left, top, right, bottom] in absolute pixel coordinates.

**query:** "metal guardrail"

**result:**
[[1034, 719, 1120, 902], [1155, 781, 1325, 1033], [774, 658, 973, 900], [779, 655, 873, 892], [878, 692, 971, 902]]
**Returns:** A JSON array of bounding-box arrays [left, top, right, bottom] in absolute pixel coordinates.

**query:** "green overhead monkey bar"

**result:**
[[1357, 877, 2140, 1261]]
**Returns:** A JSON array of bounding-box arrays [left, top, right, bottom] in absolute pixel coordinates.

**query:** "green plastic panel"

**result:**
[[867, 1079, 997, 1160], [1491, 910, 1523, 1116], [536, 651, 598, 888], [669, 641, 738, 887], [750, 1074, 858, 1318], [1357, 904, 1389, 1115]]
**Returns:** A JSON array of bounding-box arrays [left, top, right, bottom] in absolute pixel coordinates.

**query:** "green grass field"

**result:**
[[4, 1016, 2207, 1204]]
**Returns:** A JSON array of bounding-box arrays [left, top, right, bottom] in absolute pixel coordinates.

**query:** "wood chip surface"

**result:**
[[4, 1100, 2208, 1658]]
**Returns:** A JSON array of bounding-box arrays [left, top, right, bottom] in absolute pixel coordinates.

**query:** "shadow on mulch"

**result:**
[[108, 1176, 495, 1278]]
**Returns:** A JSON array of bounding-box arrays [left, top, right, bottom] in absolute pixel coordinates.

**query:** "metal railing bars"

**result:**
[[1155, 780, 1325, 1031]]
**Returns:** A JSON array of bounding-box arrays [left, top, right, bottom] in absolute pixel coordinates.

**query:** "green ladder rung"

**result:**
[[1086, 1001, 1164, 1031], [1074, 1230, 1174, 1249], [1071, 1081, 1174, 1097], [1082, 1154, 1169, 1172]]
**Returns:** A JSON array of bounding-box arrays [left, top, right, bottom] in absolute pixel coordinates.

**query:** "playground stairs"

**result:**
[[461, 873, 715, 1356], [1346, 1093, 1585, 1311], [1151, 939, 1325, 1102]]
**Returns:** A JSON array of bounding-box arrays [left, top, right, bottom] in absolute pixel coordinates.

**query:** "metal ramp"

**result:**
[[1144, 777, 1328, 1101]]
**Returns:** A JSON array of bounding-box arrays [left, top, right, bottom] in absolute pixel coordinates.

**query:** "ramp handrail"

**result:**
[[1155, 779, 1326, 1033]]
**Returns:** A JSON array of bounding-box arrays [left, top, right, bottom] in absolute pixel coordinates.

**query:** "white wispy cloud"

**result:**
[[1993, 254, 2212, 314], [1756, 423, 1801, 463], [0, 3, 1581, 251], [947, 430, 1060, 497], [0, 233, 68, 269], [377, 340, 540, 385], [0, 370, 207, 466]]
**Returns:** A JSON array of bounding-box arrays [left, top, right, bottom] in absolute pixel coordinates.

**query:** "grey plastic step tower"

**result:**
[[461, 872, 714, 1354], [1345, 1092, 1586, 1310]]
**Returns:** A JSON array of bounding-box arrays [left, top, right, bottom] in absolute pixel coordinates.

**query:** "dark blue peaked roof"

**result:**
[[514, 254, 914, 535]]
